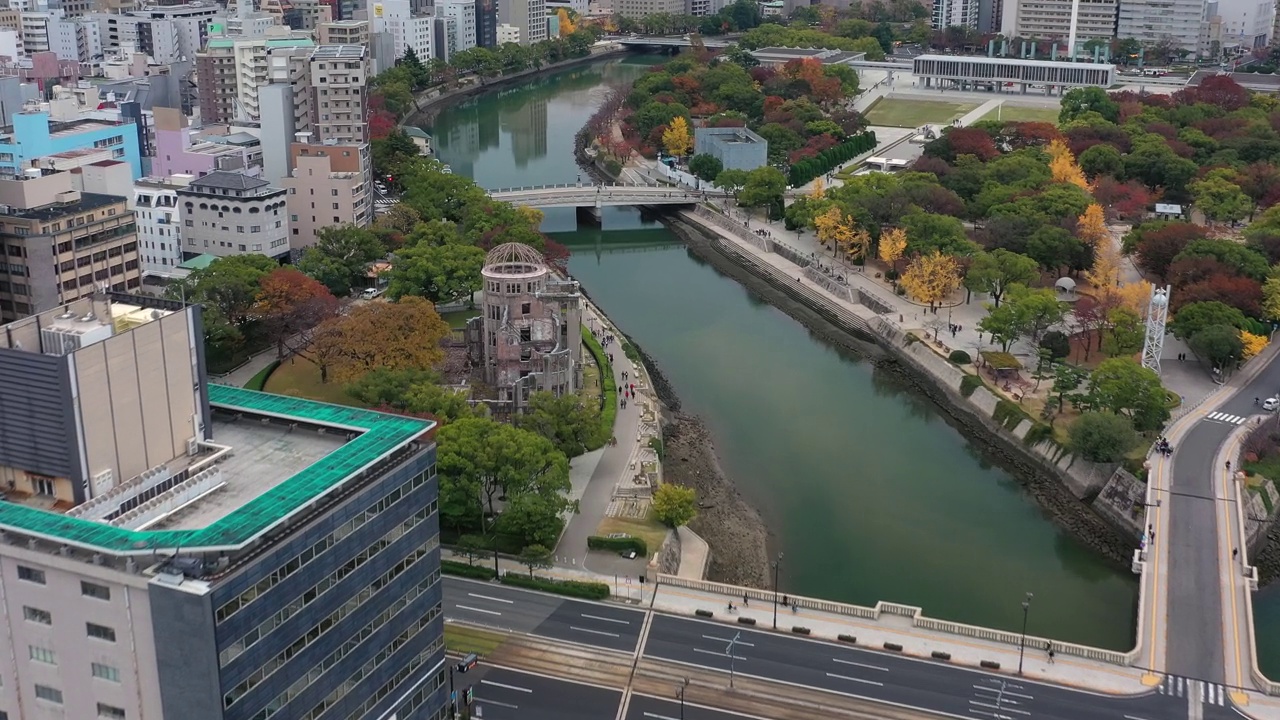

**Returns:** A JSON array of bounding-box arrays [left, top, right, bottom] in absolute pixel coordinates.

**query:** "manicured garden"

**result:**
[[863, 98, 978, 127]]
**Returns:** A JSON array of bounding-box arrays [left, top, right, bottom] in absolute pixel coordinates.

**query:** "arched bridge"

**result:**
[[615, 36, 733, 49], [489, 183, 728, 209]]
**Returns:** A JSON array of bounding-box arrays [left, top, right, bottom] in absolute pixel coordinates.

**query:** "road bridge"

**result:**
[[489, 183, 726, 209], [615, 36, 733, 48]]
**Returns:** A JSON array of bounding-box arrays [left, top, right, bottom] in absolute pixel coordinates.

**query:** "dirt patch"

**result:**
[[662, 412, 771, 588]]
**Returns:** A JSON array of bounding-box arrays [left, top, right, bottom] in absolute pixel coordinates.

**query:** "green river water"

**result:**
[[421, 57, 1140, 650]]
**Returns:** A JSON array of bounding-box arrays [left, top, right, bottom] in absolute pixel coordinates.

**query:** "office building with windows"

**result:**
[[282, 138, 372, 249], [177, 170, 289, 260], [0, 107, 142, 180], [0, 293, 446, 720]]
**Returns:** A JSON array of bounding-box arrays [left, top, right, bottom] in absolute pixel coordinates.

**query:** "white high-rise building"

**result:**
[[1117, 0, 1209, 55], [1213, 0, 1272, 49], [372, 0, 435, 59], [932, 0, 979, 29], [1000, 0, 1118, 45], [498, 0, 544, 44], [132, 175, 189, 278], [441, 0, 476, 51]]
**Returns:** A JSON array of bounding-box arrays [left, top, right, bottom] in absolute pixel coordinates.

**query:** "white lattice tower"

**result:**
[[1142, 286, 1170, 375]]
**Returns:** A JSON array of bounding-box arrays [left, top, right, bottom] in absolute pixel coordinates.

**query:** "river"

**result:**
[[421, 56, 1138, 650]]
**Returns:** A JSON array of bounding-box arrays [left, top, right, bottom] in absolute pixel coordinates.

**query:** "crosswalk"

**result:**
[[374, 197, 396, 213], [1157, 675, 1227, 705], [1204, 411, 1248, 425]]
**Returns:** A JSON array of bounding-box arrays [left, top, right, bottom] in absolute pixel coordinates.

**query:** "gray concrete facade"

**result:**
[[693, 127, 768, 171]]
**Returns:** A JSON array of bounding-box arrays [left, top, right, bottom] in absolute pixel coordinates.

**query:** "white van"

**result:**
[[360, 288, 380, 300]]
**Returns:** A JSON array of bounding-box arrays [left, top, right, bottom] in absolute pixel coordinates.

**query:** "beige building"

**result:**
[[178, 170, 290, 260], [309, 44, 369, 143], [317, 18, 370, 45], [282, 138, 372, 249], [615, 0, 682, 18], [1001, 0, 1118, 41], [0, 171, 141, 324]]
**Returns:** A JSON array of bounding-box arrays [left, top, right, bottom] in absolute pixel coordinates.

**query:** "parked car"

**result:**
[[1264, 397, 1279, 412]]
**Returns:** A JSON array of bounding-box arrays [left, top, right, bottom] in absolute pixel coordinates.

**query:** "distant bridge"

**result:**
[[616, 36, 733, 49], [489, 183, 728, 209]]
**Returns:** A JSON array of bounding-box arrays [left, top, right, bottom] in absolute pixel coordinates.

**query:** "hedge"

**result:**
[[992, 399, 1029, 431], [788, 132, 877, 187], [587, 535, 648, 555], [442, 559, 497, 580], [960, 373, 983, 398], [243, 359, 281, 391], [948, 350, 971, 365], [582, 327, 617, 447], [499, 573, 610, 600]]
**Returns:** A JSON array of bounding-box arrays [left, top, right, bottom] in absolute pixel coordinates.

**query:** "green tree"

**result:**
[[1172, 239, 1270, 280], [517, 544, 553, 577], [689, 153, 724, 183], [1051, 363, 1089, 412], [516, 391, 603, 457], [716, 168, 751, 199], [738, 166, 787, 208], [168, 254, 278, 325], [456, 534, 489, 566], [1190, 324, 1244, 371], [652, 483, 697, 527], [346, 367, 441, 409], [963, 249, 1038, 307], [901, 211, 977, 256], [403, 382, 474, 423], [978, 285, 1066, 351], [1059, 87, 1120, 124], [386, 243, 486, 304], [1078, 144, 1124, 178], [1039, 330, 1071, 360], [298, 224, 386, 296], [1170, 300, 1248, 338], [1087, 358, 1170, 431], [1103, 307, 1145, 357], [1068, 412, 1139, 462], [1190, 174, 1253, 225]]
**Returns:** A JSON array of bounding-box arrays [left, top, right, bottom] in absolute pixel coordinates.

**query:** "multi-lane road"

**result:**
[[441, 577, 1235, 720]]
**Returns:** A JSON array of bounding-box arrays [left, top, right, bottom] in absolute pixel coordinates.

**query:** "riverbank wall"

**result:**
[[665, 209, 1140, 568]]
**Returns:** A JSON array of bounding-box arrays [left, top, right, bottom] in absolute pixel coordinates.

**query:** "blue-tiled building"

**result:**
[[0, 110, 143, 179]]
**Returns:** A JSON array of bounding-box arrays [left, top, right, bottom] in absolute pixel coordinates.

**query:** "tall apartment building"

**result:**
[[0, 171, 141, 323], [195, 30, 314, 124], [1000, 0, 1117, 43], [0, 294, 446, 720], [1116, 0, 1209, 54], [131, 174, 189, 278], [262, 0, 334, 30], [373, 0, 436, 59], [152, 107, 263, 179], [310, 44, 368, 143], [282, 138, 372, 248], [441, 0, 476, 51], [177, 170, 289, 260], [89, 3, 223, 65], [931, 0, 979, 28], [475, 0, 496, 46], [497, 0, 545, 43]]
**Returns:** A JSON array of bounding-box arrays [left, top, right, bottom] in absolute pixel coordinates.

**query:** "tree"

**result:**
[[1132, 222, 1205, 281], [557, 7, 576, 35], [386, 243, 486, 304], [1040, 330, 1071, 360], [517, 391, 603, 457], [900, 251, 961, 312], [901, 211, 974, 256], [457, 534, 489, 566], [303, 296, 450, 383], [1059, 87, 1120, 124], [1075, 204, 1110, 250], [662, 116, 693, 157], [1068, 412, 1139, 462], [346, 367, 441, 408], [689, 153, 723, 182], [255, 267, 339, 357], [1190, 324, 1244, 370], [1084, 235, 1121, 301], [168, 254, 278, 325], [1052, 363, 1089, 411], [1103, 307, 1144, 357], [1264, 277, 1280, 321], [1243, 330, 1269, 360], [978, 285, 1065, 350], [878, 226, 907, 278], [298, 224, 386, 296], [1170, 300, 1248, 339], [739, 166, 787, 208], [518, 544, 553, 577], [1190, 174, 1253, 225], [1078, 144, 1124, 178], [1086, 358, 1170, 431], [652, 483, 697, 528], [963, 249, 1038, 307], [1048, 139, 1090, 191], [1173, 239, 1269, 281], [716, 168, 750, 199], [403, 382, 474, 423], [814, 205, 855, 257]]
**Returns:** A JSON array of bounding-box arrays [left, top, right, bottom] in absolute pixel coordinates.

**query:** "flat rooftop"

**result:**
[[0, 385, 433, 554], [150, 417, 345, 531]]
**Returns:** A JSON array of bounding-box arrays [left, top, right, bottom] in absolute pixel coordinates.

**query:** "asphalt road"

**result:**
[[1165, 359, 1280, 682], [442, 576, 646, 652], [625, 695, 761, 720], [451, 666, 621, 720]]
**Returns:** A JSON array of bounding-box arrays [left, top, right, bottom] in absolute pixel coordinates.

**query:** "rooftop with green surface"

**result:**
[[0, 384, 434, 555]]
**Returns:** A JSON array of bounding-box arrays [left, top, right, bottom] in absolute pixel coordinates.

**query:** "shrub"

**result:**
[[582, 327, 617, 443], [243, 360, 281, 391], [1039, 331, 1071, 360], [499, 573, 610, 600], [442, 559, 497, 580], [604, 159, 622, 177], [1068, 411, 1139, 463], [948, 350, 971, 365], [787, 132, 878, 186], [587, 535, 648, 555], [648, 436, 664, 459], [960, 373, 983, 397], [993, 399, 1028, 431], [1023, 422, 1055, 446]]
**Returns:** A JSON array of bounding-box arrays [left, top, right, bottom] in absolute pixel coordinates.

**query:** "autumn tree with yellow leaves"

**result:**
[[662, 116, 693, 157], [557, 8, 575, 35], [900, 251, 961, 312], [1243, 330, 1270, 360], [814, 205, 855, 256], [1076, 203, 1110, 249], [1048, 139, 1090, 191], [302, 296, 451, 384], [808, 177, 825, 199]]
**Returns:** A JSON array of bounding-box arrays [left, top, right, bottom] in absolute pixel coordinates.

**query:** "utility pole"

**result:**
[[676, 677, 690, 719], [772, 552, 783, 630], [726, 632, 742, 689], [1017, 592, 1033, 675]]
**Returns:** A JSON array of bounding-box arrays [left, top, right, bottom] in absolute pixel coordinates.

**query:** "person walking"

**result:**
[[743, 593, 749, 606]]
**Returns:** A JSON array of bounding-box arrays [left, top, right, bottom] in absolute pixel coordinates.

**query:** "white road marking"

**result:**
[[475, 698, 519, 709], [701, 634, 754, 647], [1123, 715, 1153, 720], [967, 712, 1008, 720], [693, 647, 747, 660], [457, 604, 502, 616], [570, 626, 620, 638], [832, 657, 889, 672], [972, 684, 1033, 700], [1207, 412, 1247, 425], [581, 613, 631, 624], [825, 672, 884, 687], [643, 713, 680, 720], [969, 700, 1029, 716], [481, 680, 533, 693], [468, 592, 514, 604]]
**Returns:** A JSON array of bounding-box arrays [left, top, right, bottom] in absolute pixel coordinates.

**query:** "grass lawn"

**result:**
[[444, 624, 507, 656], [864, 98, 980, 128], [979, 105, 1062, 123], [440, 308, 480, 329], [596, 513, 670, 555], [263, 357, 362, 406]]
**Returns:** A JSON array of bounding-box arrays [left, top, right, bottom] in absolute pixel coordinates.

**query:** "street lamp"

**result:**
[[725, 632, 742, 689], [1017, 592, 1033, 675], [772, 552, 783, 630], [676, 677, 690, 719]]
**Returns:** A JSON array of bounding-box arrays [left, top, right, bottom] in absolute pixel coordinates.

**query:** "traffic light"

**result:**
[[463, 686, 474, 705]]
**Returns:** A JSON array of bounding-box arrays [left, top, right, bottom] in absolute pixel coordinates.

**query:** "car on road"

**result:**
[[1264, 397, 1279, 412]]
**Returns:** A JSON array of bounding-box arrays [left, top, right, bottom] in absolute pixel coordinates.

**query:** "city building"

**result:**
[[467, 242, 583, 414], [1116, 0, 1210, 55], [1213, 0, 1273, 49], [1000, 0, 1118, 44], [0, 294, 446, 720], [497, 0, 545, 43], [89, 3, 224, 65], [0, 170, 141, 322], [693, 126, 768, 171], [441, 0, 476, 49], [373, 0, 436, 59], [310, 44, 369, 143], [0, 107, 141, 179], [430, 12, 457, 61], [152, 107, 262, 178], [475, 0, 496, 46], [403, 125, 432, 155], [281, 137, 372, 248], [544, 0, 588, 15], [614, 0, 681, 17], [496, 21, 519, 42], [262, 0, 334, 29], [131, 174, 190, 279], [317, 17, 370, 44], [176, 170, 289, 260], [931, 0, 979, 28], [194, 28, 314, 124], [748, 46, 867, 67], [912, 54, 1117, 92]]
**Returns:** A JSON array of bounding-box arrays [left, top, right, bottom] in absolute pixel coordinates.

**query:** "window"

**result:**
[[92, 662, 120, 682], [28, 646, 56, 665], [521, 302, 531, 315], [34, 685, 62, 704], [236, 226, 244, 233], [87, 623, 116, 642], [23, 606, 50, 625], [97, 703, 125, 720], [81, 581, 110, 601], [32, 476, 53, 496], [18, 566, 45, 584]]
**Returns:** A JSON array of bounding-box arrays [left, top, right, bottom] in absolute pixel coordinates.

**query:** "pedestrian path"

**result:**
[[1205, 411, 1249, 425], [1157, 675, 1228, 706]]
